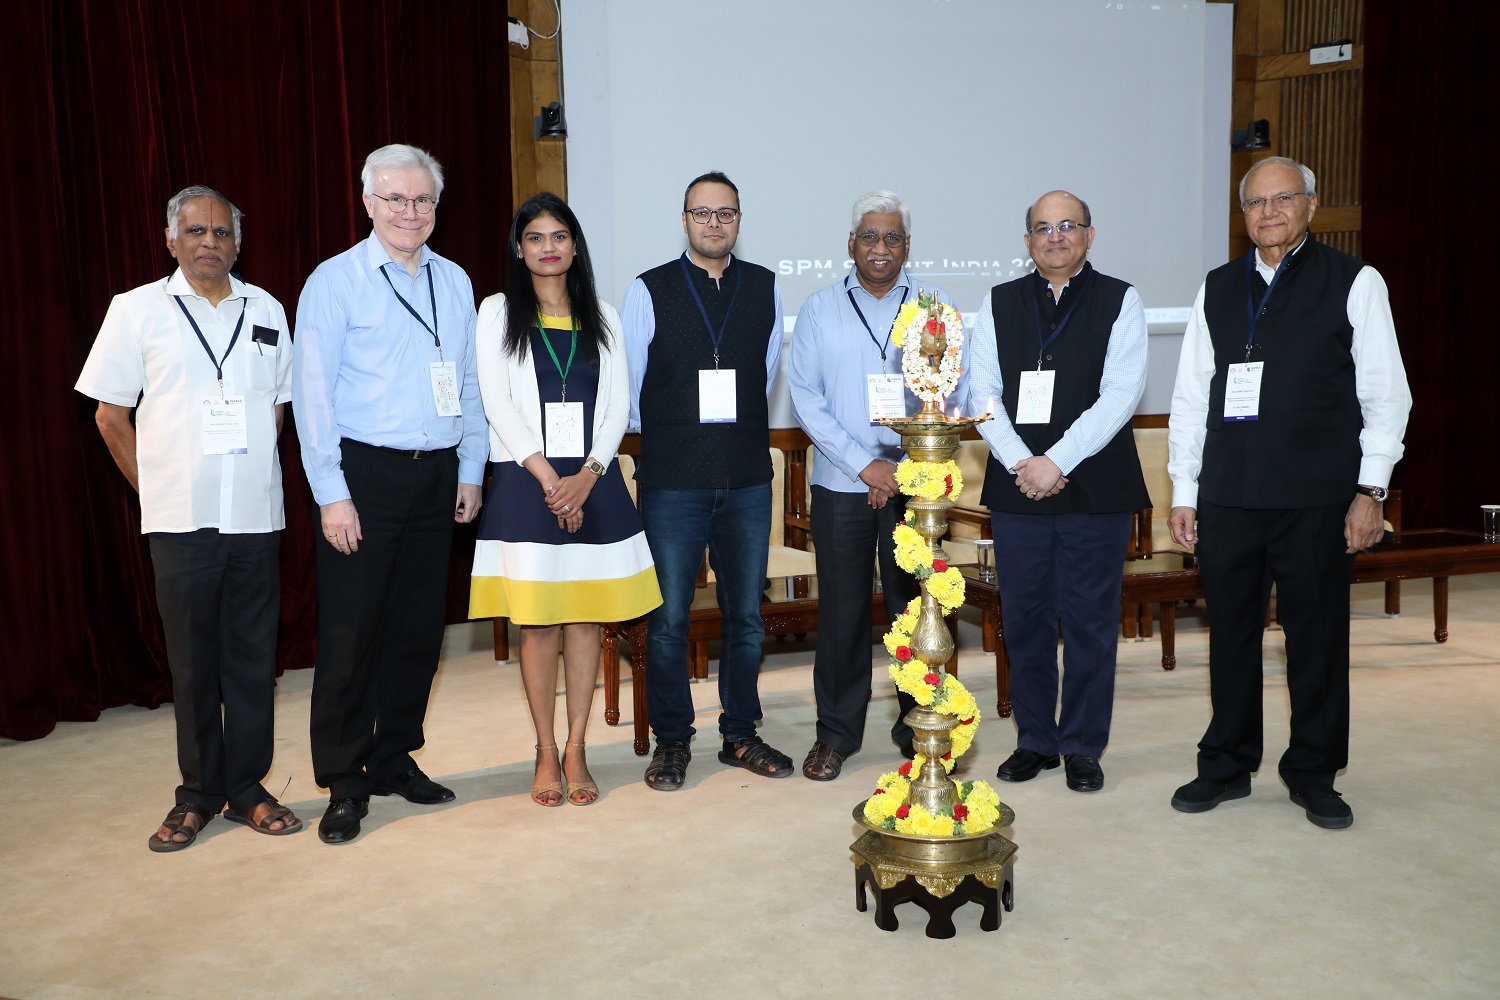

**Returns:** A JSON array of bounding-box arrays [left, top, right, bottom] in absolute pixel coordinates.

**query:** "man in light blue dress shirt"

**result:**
[[789, 190, 964, 780], [292, 144, 487, 844]]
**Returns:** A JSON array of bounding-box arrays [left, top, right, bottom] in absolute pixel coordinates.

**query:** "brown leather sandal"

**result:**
[[147, 802, 213, 853]]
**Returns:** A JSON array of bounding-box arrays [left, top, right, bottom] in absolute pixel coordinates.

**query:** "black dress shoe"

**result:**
[[893, 737, 916, 760], [1289, 786, 1353, 830], [318, 797, 369, 845], [644, 741, 691, 791], [1063, 754, 1105, 792], [996, 748, 1060, 782], [370, 766, 455, 805], [1170, 774, 1251, 813]]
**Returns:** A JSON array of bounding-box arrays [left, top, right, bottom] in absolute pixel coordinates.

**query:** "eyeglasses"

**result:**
[[371, 193, 438, 215], [1027, 220, 1086, 238], [1241, 191, 1305, 213], [855, 230, 908, 248], [687, 207, 741, 225]]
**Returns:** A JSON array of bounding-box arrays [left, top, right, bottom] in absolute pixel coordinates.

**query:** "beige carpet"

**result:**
[[2, 576, 1498, 999]]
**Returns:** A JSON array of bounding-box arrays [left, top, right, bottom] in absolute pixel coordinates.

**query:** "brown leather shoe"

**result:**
[[802, 741, 846, 781]]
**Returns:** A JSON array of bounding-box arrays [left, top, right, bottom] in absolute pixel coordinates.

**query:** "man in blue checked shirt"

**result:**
[[292, 143, 487, 844], [789, 190, 964, 781]]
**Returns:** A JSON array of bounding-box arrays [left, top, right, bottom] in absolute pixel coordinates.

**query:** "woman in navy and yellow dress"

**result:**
[[471, 193, 661, 806]]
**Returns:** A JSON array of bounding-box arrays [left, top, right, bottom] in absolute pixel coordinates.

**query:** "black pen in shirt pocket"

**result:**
[[251, 325, 279, 355]]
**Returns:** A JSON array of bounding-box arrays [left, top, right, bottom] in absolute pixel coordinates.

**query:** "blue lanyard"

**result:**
[[1030, 269, 1092, 369], [381, 264, 442, 359], [845, 276, 908, 367], [174, 295, 247, 390], [679, 253, 741, 368], [1244, 251, 1290, 360]]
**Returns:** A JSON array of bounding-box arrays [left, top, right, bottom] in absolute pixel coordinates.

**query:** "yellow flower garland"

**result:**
[[861, 770, 1004, 836], [895, 460, 964, 503]]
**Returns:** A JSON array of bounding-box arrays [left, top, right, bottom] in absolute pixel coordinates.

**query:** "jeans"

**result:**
[[638, 483, 772, 743]]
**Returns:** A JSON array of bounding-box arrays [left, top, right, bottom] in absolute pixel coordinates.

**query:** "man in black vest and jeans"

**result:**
[[968, 190, 1150, 794], [1166, 157, 1410, 829], [621, 171, 794, 790]]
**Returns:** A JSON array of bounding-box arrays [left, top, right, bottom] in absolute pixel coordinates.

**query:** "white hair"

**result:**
[[166, 186, 243, 246], [361, 143, 445, 200], [850, 190, 911, 234], [1239, 156, 1317, 203]]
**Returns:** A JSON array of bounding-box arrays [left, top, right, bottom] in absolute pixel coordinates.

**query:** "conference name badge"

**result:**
[[430, 361, 461, 417], [1224, 361, 1264, 422], [867, 374, 905, 424], [544, 401, 585, 458], [201, 396, 248, 455], [699, 368, 737, 423], [1015, 369, 1055, 425]]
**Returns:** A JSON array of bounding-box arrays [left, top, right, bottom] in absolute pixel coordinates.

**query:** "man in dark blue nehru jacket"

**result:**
[[1167, 157, 1410, 830], [967, 190, 1150, 795], [621, 171, 793, 790]]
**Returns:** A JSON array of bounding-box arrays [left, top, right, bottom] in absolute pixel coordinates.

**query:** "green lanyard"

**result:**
[[537, 314, 579, 402]]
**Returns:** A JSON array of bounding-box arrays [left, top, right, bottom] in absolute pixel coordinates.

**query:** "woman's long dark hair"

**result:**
[[502, 192, 609, 361]]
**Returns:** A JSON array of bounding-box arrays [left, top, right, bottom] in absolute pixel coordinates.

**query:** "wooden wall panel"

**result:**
[[1226, 0, 1363, 260], [508, 0, 567, 206]]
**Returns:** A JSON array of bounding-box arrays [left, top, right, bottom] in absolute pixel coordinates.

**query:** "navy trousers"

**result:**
[[991, 510, 1132, 757]]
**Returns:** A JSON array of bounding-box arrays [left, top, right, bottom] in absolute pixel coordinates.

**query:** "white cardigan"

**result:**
[[475, 293, 631, 468]]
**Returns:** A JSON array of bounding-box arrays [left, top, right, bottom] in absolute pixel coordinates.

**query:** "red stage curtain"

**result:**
[[1364, 6, 1500, 530], [1, 1, 510, 740]]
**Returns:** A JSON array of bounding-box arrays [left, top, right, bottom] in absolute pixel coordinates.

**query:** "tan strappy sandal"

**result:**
[[531, 744, 564, 807], [564, 741, 599, 806]]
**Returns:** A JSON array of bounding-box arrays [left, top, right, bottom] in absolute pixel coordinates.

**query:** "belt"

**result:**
[[343, 438, 457, 460]]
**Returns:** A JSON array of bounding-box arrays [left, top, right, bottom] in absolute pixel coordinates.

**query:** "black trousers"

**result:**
[[1195, 501, 1354, 791], [149, 528, 280, 815], [309, 440, 458, 799], [810, 486, 918, 755]]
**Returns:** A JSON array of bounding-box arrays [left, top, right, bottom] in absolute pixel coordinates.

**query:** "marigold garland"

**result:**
[[895, 460, 964, 503], [861, 772, 1003, 836]]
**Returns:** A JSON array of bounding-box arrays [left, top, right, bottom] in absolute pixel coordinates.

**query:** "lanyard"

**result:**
[[845, 277, 908, 369], [537, 315, 579, 402], [174, 295, 247, 393], [381, 264, 442, 361], [679, 253, 741, 368], [1030, 269, 1092, 369], [1244, 251, 1290, 361]]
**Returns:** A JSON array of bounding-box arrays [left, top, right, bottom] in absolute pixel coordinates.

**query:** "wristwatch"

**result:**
[[1354, 484, 1388, 502], [585, 457, 607, 477]]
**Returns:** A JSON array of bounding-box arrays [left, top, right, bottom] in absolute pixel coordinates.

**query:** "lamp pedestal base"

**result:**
[[849, 822, 1017, 938]]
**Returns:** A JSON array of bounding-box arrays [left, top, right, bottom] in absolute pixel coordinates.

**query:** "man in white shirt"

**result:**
[[77, 186, 300, 851], [1166, 157, 1411, 830]]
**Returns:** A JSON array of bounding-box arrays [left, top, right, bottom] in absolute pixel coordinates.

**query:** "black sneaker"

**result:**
[[1289, 786, 1353, 830], [1170, 774, 1251, 813]]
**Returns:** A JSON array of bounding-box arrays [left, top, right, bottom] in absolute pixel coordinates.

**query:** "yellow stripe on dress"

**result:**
[[469, 565, 662, 626]]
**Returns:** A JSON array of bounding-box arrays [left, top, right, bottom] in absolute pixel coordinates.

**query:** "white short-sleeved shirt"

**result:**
[[76, 270, 294, 534]]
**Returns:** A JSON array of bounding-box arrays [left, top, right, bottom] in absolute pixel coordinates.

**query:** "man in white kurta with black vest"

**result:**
[[967, 190, 1149, 795], [621, 171, 793, 790], [1166, 157, 1410, 830]]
